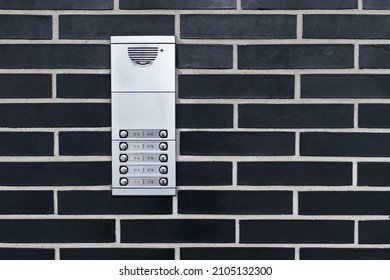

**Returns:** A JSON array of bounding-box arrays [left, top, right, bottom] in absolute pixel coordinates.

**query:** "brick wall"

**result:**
[[0, 0, 390, 260]]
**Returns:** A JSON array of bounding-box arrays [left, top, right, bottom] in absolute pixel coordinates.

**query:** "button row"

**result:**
[[120, 165, 168, 175], [119, 142, 167, 151], [119, 129, 168, 139], [120, 177, 168, 186], [119, 154, 167, 163]]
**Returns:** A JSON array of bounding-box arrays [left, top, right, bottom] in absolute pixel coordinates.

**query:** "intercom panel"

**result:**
[[111, 36, 176, 196]]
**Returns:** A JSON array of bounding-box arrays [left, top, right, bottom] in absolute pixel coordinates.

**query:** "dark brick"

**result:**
[[0, 191, 53, 214], [60, 15, 174, 39], [177, 45, 233, 69], [302, 74, 390, 98], [59, 132, 110, 156], [360, 221, 390, 244], [0, 248, 54, 260], [179, 191, 292, 214], [243, 0, 357, 9], [301, 133, 390, 157], [0, 132, 53, 156], [121, 219, 235, 243], [179, 75, 294, 99], [177, 104, 233, 128], [0, 162, 110, 186], [358, 163, 390, 186], [61, 248, 174, 260], [0, 220, 115, 243], [0, 45, 109, 69], [304, 15, 390, 39], [0, 15, 51, 39], [0, 74, 51, 98], [364, 0, 390, 10], [181, 248, 294, 260], [360, 45, 390, 69], [58, 191, 172, 214], [239, 45, 354, 69], [238, 162, 352, 186], [120, 0, 236, 9], [180, 132, 295, 156], [240, 220, 354, 243], [177, 162, 232, 186], [239, 104, 353, 128], [181, 15, 296, 39], [299, 192, 390, 215], [0, 0, 113, 10], [359, 104, 390, 128], [57, 74, 110, 98], [301, 248, 390, 260], [0, 103, 110, 128]]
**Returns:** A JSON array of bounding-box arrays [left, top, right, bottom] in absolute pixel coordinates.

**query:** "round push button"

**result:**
[[159, 178, 168, 186], [159, 154, 168, 162], [120, 178, 128, 186], [119, 154, 128, 162], [120, 166, 128, 174], [159, 130, 168, 138], [159, 166, 168, 174], [159, 142, 168, 151], [119, 142, 128, 151], [119, 130, 128, 138]]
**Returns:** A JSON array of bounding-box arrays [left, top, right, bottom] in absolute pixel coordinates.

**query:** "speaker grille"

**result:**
[[128, 47, 159, 65]]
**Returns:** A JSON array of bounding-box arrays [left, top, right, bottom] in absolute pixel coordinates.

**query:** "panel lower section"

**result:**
[[112, 188, 176, 196]]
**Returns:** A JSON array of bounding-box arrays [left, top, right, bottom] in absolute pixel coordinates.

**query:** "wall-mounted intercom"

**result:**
[[111, 36, 176, 196]]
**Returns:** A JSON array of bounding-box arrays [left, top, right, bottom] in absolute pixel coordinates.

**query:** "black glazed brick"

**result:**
[[59, 132, 110, 156], [360, 221, 390, 244], [304, 15, 390, 39], [179, 75, 294, 99], [0, 191, 53, 214], [238, 45, 354, 69], [358, 163, 390, 186], [242, 0, 357, 10], [177, 162, 232, 186], [239, 104, 353, 128], [177, 45, 233, 69], [181, 15, 296, 39], [0, 248, 54, 260], [0, 74, 51, 98], [360, 45, 390, 69], [178, 191, 292, 214], [0, 162, 110, 186], [180, 132, 295, 156], [240, 220, 354, 243], [359, 104, 390, 128], [57, 74, 110, 98], [0, 132, 53, 156], [0, 0, 113, 10], [120, 0, 236, 9], [58, 191, 172, 214], [181, 248, 294, 260], [60, 15, 174, 39], [0, 220, 115, 243], [299, 192, 390, 215], [176, 104, 233, 128], [0, 103, 110, 127], [0, 15, 51, 39], [61, 248, 174, 260], [301, 248, 390, 260], [0, 45, 109, 69], [301, 75, 390, 98], [238, 162, 352, 186], [364, 0, 390, 10], [301, 133, 390, 157], [121, 220, 235, 243]]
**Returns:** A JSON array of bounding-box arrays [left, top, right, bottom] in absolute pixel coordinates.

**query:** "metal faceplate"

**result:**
[[111, 36, 176, 196]]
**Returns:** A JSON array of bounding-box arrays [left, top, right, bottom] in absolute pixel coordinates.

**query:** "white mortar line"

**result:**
[[294, 74, 301, 99], [232, 44, 238, 70], [354, 103, 359, 128], [296, 13, 303, 39], [53, 131, 59, 156], [175, 247, 180, 260], [237, 0, 242, 10], [358, 0, 363, 10], [175, 13, 180, 39], [114, 0, 120, 10], [233, 103, 238, 128], [354, 44, 360, 70], [52, 74, 57, 98], [232, 161, 238, 188], [55, 248, 60, 260], [235, 219, 240, 244], [295, 247, 300, 260], [295, 132, 300, 156], [52, 14, 59, 40], [354, 220, 359, 244], [293, 191, 299, 215], [115, 219, 121, 244], [353, 161, 358, 186], [53, 190, 58, 215], [172, 195, 178, 215]]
